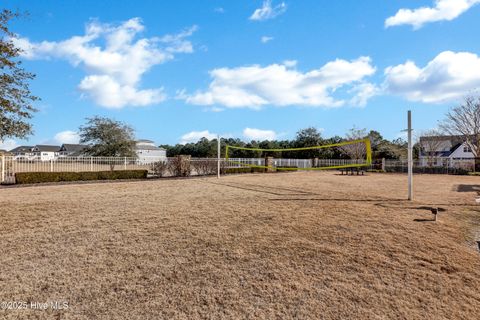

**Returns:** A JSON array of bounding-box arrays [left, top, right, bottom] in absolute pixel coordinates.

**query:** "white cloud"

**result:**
[[180, 130, 217, 144], [349, 83, 379, 107], [0, 139, 19, 151], [261, 36, 274, 43], [243, 128, 277, 141], [282, 60, 297, 67], [384, 51, 480, 103], [214, 7, 225, 13], [250, 0, 287, 21], [13, 18, 197, 108], [53, 130, 80, 144], [78, 75, 166, 108], [385, 0, 480, 29], [183, 57, 376, 109]]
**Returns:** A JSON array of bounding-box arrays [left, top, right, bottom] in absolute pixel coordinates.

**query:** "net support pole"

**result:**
[[217, 135, 221, 179], [408, 110, 413, 201]]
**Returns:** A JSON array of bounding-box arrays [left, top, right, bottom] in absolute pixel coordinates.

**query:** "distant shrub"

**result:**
[[384, 165, 470, 175], [366, 169, 385, 173], [150, 161, 169, 177], [276, 166, 298, 172], [224, 167, 266, 174], [15, 170, 148, 184], [191, 160, 217, 176], [252, 167, 267, 173], [168, 156, 191, 177]]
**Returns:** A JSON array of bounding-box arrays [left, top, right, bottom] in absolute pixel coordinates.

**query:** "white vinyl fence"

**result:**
[[383, 158, 475, 174], [1, 155, 477, 184], [0, 156, 163, 184], [226, 158, 367, 169]]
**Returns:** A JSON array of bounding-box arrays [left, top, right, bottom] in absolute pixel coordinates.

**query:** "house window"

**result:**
[[463, 145, 472, 153]]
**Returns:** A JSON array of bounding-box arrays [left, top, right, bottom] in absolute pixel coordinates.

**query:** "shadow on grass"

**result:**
[[268, 198, 406, 202], [206, 181, 318, 196], [414, 218, 436, 222], [455, 185, 480, 193]]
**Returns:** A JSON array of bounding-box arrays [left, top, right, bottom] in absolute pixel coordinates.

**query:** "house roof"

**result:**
[[136, 139, 155, 144], [135, 144, 165, 151], [60, 144, 86, 152], [9, 146, 34, 153], [33, 145, 61, 152], [135, 139, 165, 151]]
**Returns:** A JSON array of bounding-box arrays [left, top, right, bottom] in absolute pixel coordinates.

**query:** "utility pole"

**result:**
[[217, 135, 221, 179], [408, 110, 413, 201]]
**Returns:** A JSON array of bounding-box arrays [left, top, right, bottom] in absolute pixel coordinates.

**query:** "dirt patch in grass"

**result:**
[[0, 172, 480, 319]]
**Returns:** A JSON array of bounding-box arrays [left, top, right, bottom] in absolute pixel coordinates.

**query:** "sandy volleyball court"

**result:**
[[1, 172, 480, 319]]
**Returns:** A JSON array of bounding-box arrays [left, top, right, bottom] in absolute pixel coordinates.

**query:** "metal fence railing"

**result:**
[[0, 156, 164, 184], [383, 159, 475, 174], [1, 155, 477, 184]]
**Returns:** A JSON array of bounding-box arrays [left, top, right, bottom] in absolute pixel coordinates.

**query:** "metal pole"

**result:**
[[217, 135, 221, 178], [1, 155, 4, 183], [408, 110, 413, 201]]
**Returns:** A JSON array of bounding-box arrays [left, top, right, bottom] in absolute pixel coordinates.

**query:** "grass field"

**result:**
[[1, 172, 480, 319]]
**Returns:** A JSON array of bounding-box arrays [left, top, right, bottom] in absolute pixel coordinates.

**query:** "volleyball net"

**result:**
[[225, 138, 372, 171]]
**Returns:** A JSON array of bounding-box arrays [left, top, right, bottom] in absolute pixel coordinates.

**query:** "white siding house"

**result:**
[[58, 144, 86, 157], [419, 135, 475, 166], [32, 145, 60, 161], [135, 140, 166, 164], [9, 146, 35, 160]]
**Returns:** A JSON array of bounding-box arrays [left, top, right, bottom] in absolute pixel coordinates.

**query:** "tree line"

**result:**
[[161, 127, 411, 160]]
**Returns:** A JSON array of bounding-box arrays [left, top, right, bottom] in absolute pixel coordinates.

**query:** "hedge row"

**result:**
[[385, 166, 470, 175], [276, 166, 298, 172], [15, 170, 148, 184], [224, 167, 266, 174]]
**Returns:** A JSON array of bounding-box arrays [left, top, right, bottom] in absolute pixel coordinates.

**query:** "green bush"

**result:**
[[385, 166, 470, 175], [467, 172, 480, 176], [15, 170, 148, 184], [366, 169, 385, 173], [276, 166, 298, 172], [224, 167, 267, 174], [225, 167, 255, 174], [252, 167, 267, 173]]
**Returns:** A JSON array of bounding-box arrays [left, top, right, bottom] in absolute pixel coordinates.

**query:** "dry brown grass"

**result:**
[[1, 172, 480, 319]]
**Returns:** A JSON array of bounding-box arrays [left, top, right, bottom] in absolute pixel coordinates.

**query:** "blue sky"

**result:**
[[2, 0, 480, 148]]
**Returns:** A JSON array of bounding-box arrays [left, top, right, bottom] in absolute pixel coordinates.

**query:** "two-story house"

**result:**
[[31, 145, 61, 161], [58, 144, 87, 157], [419, 135, 475, 166], [135, 140, 166, 164], [9, 146, 35, 160]]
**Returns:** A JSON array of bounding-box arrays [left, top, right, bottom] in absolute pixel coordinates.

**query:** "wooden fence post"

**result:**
[[381, 158, 386, 171]]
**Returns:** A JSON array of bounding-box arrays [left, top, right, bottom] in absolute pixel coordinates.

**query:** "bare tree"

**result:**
[[439, 95, 480, 171], [340, 127, 367, 160], [418, 129, 445, 167]]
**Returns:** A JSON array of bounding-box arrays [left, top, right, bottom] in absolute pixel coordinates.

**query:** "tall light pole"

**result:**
[[408, 110, 413, 201]]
